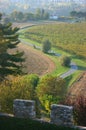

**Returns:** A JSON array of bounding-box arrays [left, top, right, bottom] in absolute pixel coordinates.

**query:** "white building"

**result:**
[[49, 15, 58, 20]]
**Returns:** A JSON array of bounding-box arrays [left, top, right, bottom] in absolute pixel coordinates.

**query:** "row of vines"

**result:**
[[24, 22, 86, 59]]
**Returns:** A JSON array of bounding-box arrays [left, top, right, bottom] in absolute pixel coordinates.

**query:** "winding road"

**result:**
[[17, 41, 55, 76], [60, 62, 78, 78], [17, 22, 78, 78], [20, 38, 78, 78]]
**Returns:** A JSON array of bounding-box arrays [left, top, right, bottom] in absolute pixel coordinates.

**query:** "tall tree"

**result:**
[[42, 39, 51, 53], [70, 11, 77, 17], [36, 75, 66, 112], [0, 14, 25, 81], [35, 8, 42, 20], [0, 13, 8, 53]]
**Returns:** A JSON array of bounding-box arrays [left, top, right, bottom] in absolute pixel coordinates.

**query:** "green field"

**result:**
[[19, 22, 86, 86], [19, 36, 70, 76], [22, 22, 86, 59]]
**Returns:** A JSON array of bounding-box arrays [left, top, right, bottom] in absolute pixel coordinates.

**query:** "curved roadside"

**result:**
[[17, 42, 56, 76], [19, 38, 78, 78], [17, 23, 78, 78], [60, 62, 78, 78]]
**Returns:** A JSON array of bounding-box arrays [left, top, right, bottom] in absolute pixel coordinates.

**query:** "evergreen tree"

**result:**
[[0, 13, 8, 53], [0, 14, 25, 81]]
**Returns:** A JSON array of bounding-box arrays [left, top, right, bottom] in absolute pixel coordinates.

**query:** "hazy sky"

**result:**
[[0, 0, 85, 2]]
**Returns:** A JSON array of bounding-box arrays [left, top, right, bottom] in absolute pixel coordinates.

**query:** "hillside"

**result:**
[[24, 23, 86, 59], [8, 42, 56, 76], [68, 71, 86, 99]]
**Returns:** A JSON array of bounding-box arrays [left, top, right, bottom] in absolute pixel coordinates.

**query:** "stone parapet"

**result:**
[[13, 99, 36, 118], [50, 104, 74, 127]]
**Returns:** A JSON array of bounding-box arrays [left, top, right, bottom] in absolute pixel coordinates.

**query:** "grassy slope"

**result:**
[[17, 43, 55, 76], [19, 36, 69, 76], [19, 36, 86, 87], [20, 24, 86, 86], [68, 71, 86, 98]]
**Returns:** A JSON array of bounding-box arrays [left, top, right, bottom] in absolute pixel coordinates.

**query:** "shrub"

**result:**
[[60, 55, 71, 67], [74, 95, 86, 126], [65, 95, 86, 126]]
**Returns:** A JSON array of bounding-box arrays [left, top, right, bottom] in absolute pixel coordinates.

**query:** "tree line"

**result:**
[[70, 11, 86, 19], [3, 9, 49, 23]]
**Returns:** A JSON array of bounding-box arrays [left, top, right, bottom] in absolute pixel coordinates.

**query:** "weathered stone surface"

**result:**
[[13, 99, 36, 118], [50, 104, 74, 127]]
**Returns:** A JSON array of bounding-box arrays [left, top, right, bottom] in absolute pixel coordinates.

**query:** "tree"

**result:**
[[0, 14, 25, 81], [10, 11, 24, 22], [24, 13, 35, 21], [65, 95, 86, 126], [35, 8, 42, 20], [0, 74, 39, 113], [70, 11, 86, 19], [0, 13, 8, 53], [41, 9, 49, 20], [60, 55, 71, 67], [2, 17, 11, 24], [36, 75, 66, 113], [43, 12, 49, 20], [70, 11, 77, 17], [42, 39, 51, 53]]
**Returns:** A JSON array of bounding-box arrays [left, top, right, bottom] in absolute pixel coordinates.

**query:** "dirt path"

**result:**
[[17, 43, 56, 76]]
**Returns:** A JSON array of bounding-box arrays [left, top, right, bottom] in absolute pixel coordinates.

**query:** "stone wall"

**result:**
[[13, 99, 36, 118], [50, 104, 74, 126], [13, 99, 74, 127]]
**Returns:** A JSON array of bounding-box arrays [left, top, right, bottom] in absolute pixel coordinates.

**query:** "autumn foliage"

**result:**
[[65, 95, 86, 126]]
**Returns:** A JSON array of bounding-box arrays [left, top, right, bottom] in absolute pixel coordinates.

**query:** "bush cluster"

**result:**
[[65, 95, 86, 126], [0, 74, 66, 115]]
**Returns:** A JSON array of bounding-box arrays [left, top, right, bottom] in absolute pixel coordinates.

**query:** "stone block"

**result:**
[[50, 104, 74, 126], [13, 99, 36, 119]]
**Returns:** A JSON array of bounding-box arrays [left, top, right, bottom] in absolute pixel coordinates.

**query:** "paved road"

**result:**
[[49, 51, 78, 78], [60, 62, 78, 78], [19, 38, 41, 50], [20, 38, 78, 79]]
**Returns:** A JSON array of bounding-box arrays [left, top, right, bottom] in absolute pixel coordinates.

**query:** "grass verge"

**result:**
[[19, 27, 86, 86], [19, 37, 70, 76]]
